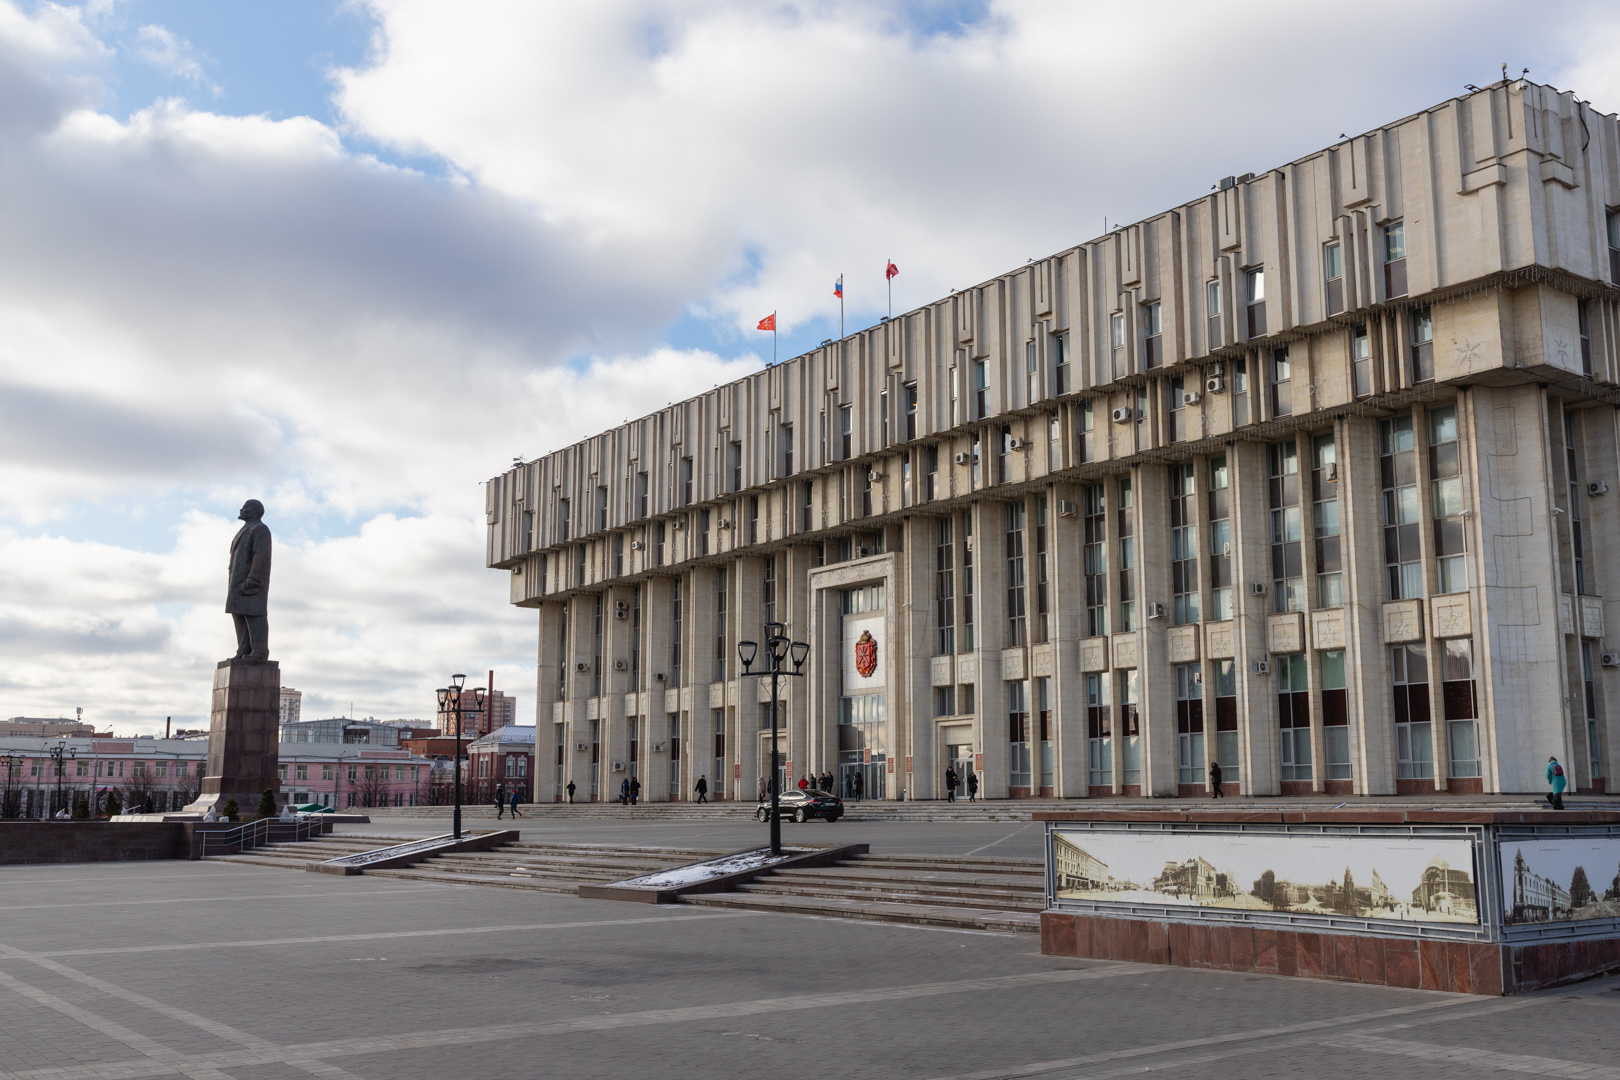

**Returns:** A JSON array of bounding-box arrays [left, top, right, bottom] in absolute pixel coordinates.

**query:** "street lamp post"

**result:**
[[738, 622, 811, 857], [47, 741, 76, 819], [0, 752, 20, 819], [436, 675, 485, 841]]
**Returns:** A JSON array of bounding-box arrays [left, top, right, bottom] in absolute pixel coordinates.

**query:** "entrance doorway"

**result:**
[[838, 755, 885, 800], [944, 743, 972, 800]]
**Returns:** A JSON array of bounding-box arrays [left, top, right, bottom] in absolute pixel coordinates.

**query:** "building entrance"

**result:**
[[944, 743, 972, 800], [839, 754, 885, 800]]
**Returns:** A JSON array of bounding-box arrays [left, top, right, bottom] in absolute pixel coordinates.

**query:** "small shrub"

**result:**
[[223, 798, 240, 822], [72, 800, 89, 820], [258, 788, 277, 820], [105, 791, 122, 816]]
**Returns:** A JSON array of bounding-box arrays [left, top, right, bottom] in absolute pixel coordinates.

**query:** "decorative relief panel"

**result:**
[[1431, 594, 1473, 639], [1168, 625, 1200, 663], [586, 697, 600, 720], [1382, 600, 1425, 643], [552, 702, 564, 724], [1204, 621, 1235, 659], [709, 682, 726, 708], [756, 679, 774, 704], [1266, 612, 1305, 655], [669, 688, 684, 713], [931, 655, 955, 688], [1579, 595, 1605, 640], [1311, 610, 1346, 651], [958, 656, 977, 684], [1001, 648, 1027, 682], [1559, 594, 1575, 636], [1031, 644, 1055, 678], [1112, 632, 1139, 671], [1080, 637, 1108, 672]]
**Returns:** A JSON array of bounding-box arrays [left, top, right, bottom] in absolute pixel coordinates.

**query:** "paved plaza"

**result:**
[[1, 825, 1618, 1080]]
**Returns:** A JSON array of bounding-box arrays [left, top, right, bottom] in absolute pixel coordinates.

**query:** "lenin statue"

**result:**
[[227, 500, 272, 660]]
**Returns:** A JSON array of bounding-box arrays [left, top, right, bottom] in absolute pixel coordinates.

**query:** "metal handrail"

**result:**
[[195, 814, 324, 858]]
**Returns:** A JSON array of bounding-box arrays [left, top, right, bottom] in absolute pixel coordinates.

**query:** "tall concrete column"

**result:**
[[1135, 461, 1176, 797], [975, 498, 1008, 799], [902, 515, 936, 799], [1050, 482, 1088, 797], [1232, 439, 1277, 796]]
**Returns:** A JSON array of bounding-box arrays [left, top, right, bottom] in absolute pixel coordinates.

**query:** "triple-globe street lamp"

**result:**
[[435, 674, 485, 840], [47, 741, 76, 818], [738, 622, 810, 857]]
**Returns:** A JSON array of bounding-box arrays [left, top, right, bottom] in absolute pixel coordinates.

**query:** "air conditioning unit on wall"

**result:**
[[614, 600, 629, 619], [1589, 481, 1609, 497], [1247, 582, 1266, 596], [1603, 653, 1620, 667], [1182, 391, 1201, 406], [1251, 659, 1271, 675], [611, 761, 625, 772], [1007, 437, 1026, 450], [1056, 500, 1079, 517], [1111, 407, 1134, 424], [630, 539, 645, 550], [1206, 376, 1226, 394], [953, 452, 970, 465], [575, 742, 587, 752], [575, 662, 589, 672], [613, 659, 627, 671]]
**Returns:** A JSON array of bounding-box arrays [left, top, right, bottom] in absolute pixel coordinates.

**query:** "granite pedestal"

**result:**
[[182, 658, 281, 816], [1038, 809, 1620, 995]]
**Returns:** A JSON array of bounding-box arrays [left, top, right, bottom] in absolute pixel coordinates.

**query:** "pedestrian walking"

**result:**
[[695, 775, 709, 803], [565, 780, 576, 803], [1208, 760, 1224, 798], [619, 777, 630, 805], [945, 766, 958, 803], [966, 771, 978, 801], [495, 783, 505, 819], [1547, 756, 1567, 810], [629, 775, 641, 805], [852, 771, 864, 800], [510, 788, 523, 818], [797, 775, 808, 791], [822, 770, 833, 793], [757, 776, 767, 802]]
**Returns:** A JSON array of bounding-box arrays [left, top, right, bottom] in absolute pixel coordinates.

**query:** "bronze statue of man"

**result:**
[[227, 500, 272, 660]]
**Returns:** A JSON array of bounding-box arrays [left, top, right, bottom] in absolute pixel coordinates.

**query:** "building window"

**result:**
[[1351, 323, 1371, 397], [295, 763, 308, 782], [1005, 501, 1027, 647], [1078, 401, 1095, 462], [1384, 221, 1407, 298], [1610, 209, 1620, 283], [1583, 643, 1603, 783], [636, 472, 648, 519], [1313, 433, 1342, 607], [714, 567, 727, 681], [1392, 644, 1433, 780], [861, 467, 873, 517], [1564, 410, 1587, 595], [1579, 299, 1594, 376], [960, 511, 974, 651], [934, 685, 956, 717], [1033, 496, 1050, 644], [1214, 659, 1239, 783], [653, 521, 666, 568], [1110, 312, 1127, 378], [780, 424, 794, 476], [1117, 477, 1135, 631], [1175, 663, 1204, 784], [748, 495, 759, 544], [1008, 680, 1031, 791], [613, 532, 624, 577], [762, 556, 776, 627], [840, 403, 853, 459], [1381, 415, 1421, 600], [559, 498, 570, 542], [698, 508, 711, 556], [1143, 301, 1162, 368], [1245, 268, 1266, 338], [592, 594, 604, 697], [1277, 654, 1311, 781], [1167, 376, 1186, 442], [1053, 332, 1071, 395], [1121, 669, 1141, 786], [670, 579, 683, 689], [597, 486, 608, 532], [1083, 483, 1107, 637], [1026, 341, 1039, 403], [881, 389, 890, 448], [800, 480, 813, 532], [1206, 279, 1222, 349], [1207, 456, 1232, 621], [521, 510, 534, 553], [1087, 672, 1111, 788], [1442, 638, 1480, 779], [1321, 649, 1350, 780], [1047, 412, 1061, 473], [1269, 347, 1291, 417], [1231, 357, 1250, 426], [996, 425, 1013, 485], [1268, 440, 1303, 612], [924, 445, 938, 501], [1133, 386, 1148, 452], [973, 360, 988, 419], [322, 763, 334, 781], [1324, 241, 1344, 315], [712, 708, 725, 797], [1170, 463, 1199, 625], [575, 544, 586, 589], [631, 586, 641, 687], [681, 457, 694, 506], [1036, 676, 1054, 789], [905, 382, 918, 441], [1411, 304, 1434, 382], [730, 441, 742, 492], [1430, 406, 1468, 594], [950, 365, 960, 426]]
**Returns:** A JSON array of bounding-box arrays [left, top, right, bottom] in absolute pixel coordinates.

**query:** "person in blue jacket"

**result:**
[[1546, 756, 1567, 810]]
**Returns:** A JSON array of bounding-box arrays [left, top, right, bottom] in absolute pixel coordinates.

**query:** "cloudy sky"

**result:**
[[0, 0, 1612, 733]]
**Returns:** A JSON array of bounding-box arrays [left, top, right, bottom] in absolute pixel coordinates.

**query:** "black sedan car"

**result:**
[[755, 789, 843, 823]]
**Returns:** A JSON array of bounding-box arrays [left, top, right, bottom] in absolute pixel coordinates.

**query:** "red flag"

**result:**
[[757, 313, 776, 331], [885, 261, 899, 280]]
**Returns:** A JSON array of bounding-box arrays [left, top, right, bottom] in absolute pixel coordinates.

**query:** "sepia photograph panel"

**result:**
[[1499, 837, 1620, 925]]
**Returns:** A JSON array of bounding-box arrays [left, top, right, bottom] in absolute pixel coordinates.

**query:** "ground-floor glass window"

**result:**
[[1277, 654, 1311, 781], [1036, 676, 1054, 789], [668, 713, 681, 797], [1392, 644, 1433, 780], [1320, 649, 1351, 780], [1007, 680, 1031, 790], [1584, 643, 1603, 784], [712, 708, 726, 798], [1087, 672, 1111, 788], [1214, 659, 1239, 783], [840, 694, 887, 799], [1175, 663, 1203, 784], [1121, 669, 1141, 786]]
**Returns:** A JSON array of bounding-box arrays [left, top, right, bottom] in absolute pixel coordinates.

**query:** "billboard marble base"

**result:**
[[1037, 809, 1620, 996]]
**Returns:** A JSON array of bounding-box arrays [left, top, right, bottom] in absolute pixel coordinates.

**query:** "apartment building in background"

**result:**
[[485, 81, 1620, 803]]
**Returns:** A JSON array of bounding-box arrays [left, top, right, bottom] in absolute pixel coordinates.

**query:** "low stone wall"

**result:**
[[0, 821, 188, 864]]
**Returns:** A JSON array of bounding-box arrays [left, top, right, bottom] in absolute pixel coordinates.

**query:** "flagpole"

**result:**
[[887, 259, 892, 319], [773, 312, 777, 366]]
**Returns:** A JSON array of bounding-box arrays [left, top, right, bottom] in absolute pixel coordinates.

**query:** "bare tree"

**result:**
[[355, 764, 392, 808]]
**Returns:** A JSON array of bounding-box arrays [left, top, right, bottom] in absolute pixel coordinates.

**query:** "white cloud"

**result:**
[[0, 0, 1616, 731]]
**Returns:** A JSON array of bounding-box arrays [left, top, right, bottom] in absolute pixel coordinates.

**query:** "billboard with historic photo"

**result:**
[[1499, 837, 1620, 925], [1053, 829, 1479, 925]]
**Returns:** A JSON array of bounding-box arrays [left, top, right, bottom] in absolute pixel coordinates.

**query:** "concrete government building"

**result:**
[[486, 80, 1620, 803]]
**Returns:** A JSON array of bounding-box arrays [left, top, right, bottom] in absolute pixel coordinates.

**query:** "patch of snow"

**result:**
[[616, 848, 802, 889]]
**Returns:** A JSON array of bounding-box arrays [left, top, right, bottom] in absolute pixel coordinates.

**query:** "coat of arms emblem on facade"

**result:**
[[855, 630, 878, 678]]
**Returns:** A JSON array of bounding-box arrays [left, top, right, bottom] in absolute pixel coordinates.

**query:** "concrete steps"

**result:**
[[208, 835, 401, 869], [365, 841, 724, 894], [679, 850, 1046, 933]]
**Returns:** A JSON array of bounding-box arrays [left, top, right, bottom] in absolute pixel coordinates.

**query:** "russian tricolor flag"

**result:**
[[833, 274, 843, 299]]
